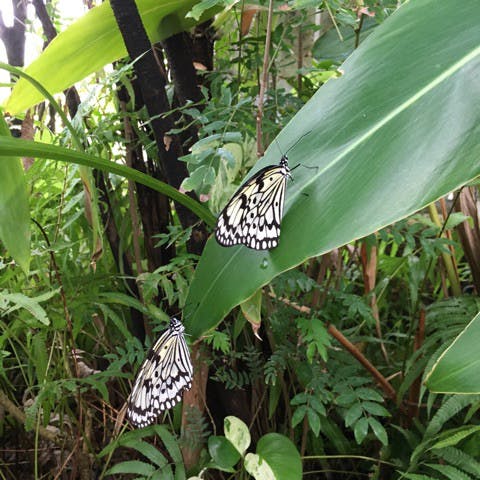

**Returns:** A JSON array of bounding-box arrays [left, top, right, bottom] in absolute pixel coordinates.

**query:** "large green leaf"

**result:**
[[425, 312, 480, 393], [244, 433, 302, 480], [4, 0, 219, 115], [0, 115, 30, 272], [184, 1, 480, 339]]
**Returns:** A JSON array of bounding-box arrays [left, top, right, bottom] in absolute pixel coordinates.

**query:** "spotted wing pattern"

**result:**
[[127, 317, 193, 428], [215, 157, 290, 250]]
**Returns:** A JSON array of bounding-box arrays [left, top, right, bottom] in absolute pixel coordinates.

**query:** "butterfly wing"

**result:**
[[215, 164, 289, 250], [127, 321, 193, 428]]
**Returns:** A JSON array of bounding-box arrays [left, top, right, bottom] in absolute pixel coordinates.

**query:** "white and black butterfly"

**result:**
[[127, 317, 193, 428], [215, 154, 292, 250], [215, 132, 312, 251]]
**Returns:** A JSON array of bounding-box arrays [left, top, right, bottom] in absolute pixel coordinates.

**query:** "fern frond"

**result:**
[[426, 463, 473, 480], [431, 425, 480, 450], [425, 395, 480, 438], [400, 474, 438, 480], [434, 446, 480, 477]]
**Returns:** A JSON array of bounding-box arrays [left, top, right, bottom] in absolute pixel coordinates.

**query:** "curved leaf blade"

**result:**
[[0, 137, 215, 226], [185, 0, 480, 339], [252, 433, 302, 480], [4, 0, 219, 114], [425, 312, 480, 393]]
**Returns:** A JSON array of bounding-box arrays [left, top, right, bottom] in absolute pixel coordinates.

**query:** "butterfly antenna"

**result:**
[[274, 138, 284, 157], [285, 130, 312, 155]]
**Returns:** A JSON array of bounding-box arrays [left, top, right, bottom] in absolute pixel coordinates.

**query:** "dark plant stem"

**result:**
[[407, 308, 425, 420], [110, 0, 207, 255], [354, 13, 365, 49]]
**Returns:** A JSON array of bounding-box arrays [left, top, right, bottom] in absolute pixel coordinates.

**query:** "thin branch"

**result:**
[[256, 0, 274, 157], [0, 390, 64, 446], [268, 291, 398, 403]]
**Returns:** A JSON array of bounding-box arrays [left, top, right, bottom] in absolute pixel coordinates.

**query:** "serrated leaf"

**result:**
[[426, 463, 473, 480], [2, 292, 49, 325]]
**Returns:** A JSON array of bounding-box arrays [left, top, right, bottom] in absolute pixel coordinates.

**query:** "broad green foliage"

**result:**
[[184, 0, 480, 339], [208, 416, 302, 479], [2, 0, 480, 478], [426, 311, 480, 393]]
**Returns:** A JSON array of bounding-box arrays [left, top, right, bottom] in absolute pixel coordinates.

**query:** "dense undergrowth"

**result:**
[[1, 1, 480, 479]]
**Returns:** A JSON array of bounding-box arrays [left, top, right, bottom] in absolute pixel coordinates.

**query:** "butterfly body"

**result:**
[[215, 155, 291, 250], [127, 317, 193, 428]]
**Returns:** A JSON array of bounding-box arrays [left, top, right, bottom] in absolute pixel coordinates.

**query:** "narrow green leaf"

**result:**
[[368, 417, 388, 446], [0, 137, 215, 226], [2, 292, 49, 325], [32, 333, 48, 384], [0, 114, 29, 272], [291, 405, 307, 428], [431, 426, 480, 450], [355, 388, 384, 403], [96, 292, 151, 315], [126, 440, 168, 469], [401, 475, 437, 480], [268, 382, 282, 419], [307, 408, 321, 437], [354, 417, 369, 444], [426, 463, 473, 480], [106, 460, 155, 475], [361, 401, 390, 417], [151, 425, 184, 468]]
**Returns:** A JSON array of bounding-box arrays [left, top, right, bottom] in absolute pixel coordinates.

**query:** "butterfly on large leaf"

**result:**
[[127, 317, 193, 428], [215, 134, 309, 250]]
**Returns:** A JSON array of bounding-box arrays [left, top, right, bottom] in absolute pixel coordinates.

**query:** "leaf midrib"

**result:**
[[191, 43, 480, 327]]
